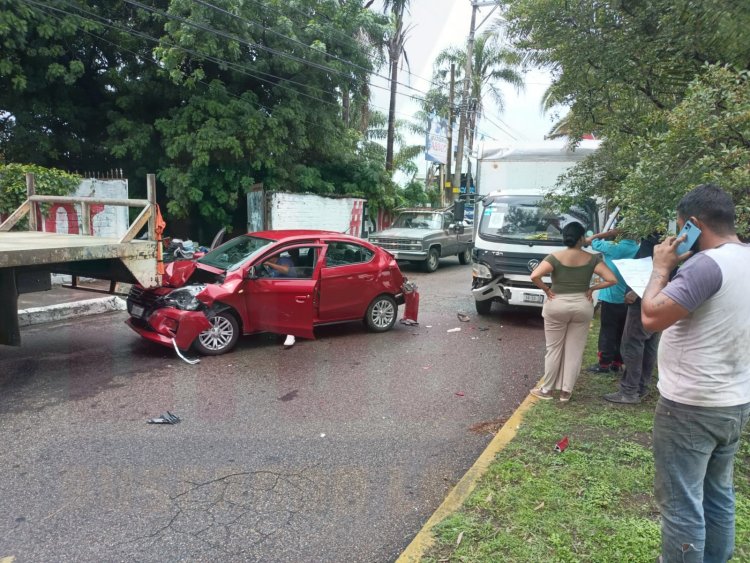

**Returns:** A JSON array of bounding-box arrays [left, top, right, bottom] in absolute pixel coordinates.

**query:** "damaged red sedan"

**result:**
[[126, 230, 419, 355]]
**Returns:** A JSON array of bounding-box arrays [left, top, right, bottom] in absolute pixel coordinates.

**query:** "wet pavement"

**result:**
[[0, 258, 545, 562]]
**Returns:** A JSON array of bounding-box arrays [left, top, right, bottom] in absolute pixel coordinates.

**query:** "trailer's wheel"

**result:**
[[458, 246, 471, 265], [475, 299, 492, 315], [193, 311, 240, 355], [421, 248, 440, 273]]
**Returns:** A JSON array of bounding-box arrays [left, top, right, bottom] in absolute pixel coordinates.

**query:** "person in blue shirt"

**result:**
[[263, 251, 298, 347], [264, 254, 297, 278], [585, 228, 639, 373]]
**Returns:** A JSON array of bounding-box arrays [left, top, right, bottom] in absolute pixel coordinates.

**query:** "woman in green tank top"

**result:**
[[528, 222, 617, 401]]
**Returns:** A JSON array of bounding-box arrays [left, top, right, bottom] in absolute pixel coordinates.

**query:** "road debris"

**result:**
[[147, 412, 181, 424], [457, 312, 470, 322], [455, 392, 464, 397], [447, 327, 461, 333], [171, 338, 200, 364]]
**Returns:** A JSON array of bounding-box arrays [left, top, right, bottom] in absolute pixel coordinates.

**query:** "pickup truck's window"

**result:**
[[198, 235, 273, 271], [479, 195, 595, 245], [325, 242, 374, 267], [392, 212, 442, 230]]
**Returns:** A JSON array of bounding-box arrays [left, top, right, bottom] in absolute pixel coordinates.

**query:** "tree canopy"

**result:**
[[0, 0, 397, 233], [498, 0, 750, 237]]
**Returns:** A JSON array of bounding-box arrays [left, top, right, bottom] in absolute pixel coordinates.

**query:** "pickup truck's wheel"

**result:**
[[193, 310, 240, 355], [365, 294, 397, 332], [458, 246, 471, 265], [422, 248, 440, 273], [475, 298, 492, 315]]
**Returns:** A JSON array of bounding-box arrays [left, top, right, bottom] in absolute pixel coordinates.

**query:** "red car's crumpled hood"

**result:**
[[162, 260, 224, 287]]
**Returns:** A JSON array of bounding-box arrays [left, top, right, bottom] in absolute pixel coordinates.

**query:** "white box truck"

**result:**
[[471, 139, 602, 314]]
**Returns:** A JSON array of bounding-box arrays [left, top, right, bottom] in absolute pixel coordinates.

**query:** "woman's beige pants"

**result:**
[[539, 293, 594, 393]]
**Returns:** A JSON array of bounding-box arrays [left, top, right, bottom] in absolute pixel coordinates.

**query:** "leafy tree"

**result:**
[[497, 0, 750, 236], [381, 0, 412, 172], [0, 0, 394, 236]]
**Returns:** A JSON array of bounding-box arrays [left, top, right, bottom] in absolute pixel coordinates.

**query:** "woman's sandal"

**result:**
[[531, 388, 553, 400]]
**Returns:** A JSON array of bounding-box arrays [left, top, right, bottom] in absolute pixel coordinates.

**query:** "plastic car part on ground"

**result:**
[[402, 281, 419, 324], [146, 411, 181, 424], [172, 338, 200, 365]]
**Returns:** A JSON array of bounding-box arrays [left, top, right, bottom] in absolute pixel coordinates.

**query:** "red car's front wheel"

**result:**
[[193, 311, 240, 355]]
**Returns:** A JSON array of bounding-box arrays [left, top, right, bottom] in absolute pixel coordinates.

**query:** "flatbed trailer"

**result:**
[[0, 173, 161, 346]]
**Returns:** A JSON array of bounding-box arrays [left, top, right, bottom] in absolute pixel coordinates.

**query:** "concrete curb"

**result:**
[[18, 296, 127, 327], [396, 392, 540, 562]]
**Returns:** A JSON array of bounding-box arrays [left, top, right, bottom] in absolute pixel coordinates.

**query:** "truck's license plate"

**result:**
[[131, 305, 145, 318], [523, 293, 544, 304]]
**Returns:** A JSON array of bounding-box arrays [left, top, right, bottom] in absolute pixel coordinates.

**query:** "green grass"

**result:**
[[423, 320, 750, 563]]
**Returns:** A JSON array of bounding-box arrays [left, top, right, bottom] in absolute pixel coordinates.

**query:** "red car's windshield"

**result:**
[[197, 235, 274, 271]]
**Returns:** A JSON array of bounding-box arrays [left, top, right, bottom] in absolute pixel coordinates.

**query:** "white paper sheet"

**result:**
[[612, 257, 653, 298]]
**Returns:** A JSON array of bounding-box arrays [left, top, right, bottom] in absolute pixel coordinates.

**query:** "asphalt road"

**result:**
[[0, 258, 546, 562]]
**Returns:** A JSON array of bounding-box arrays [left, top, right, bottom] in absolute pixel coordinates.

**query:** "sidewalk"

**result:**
[[17, 279, 128, 327], [398, 322, 750, 562]]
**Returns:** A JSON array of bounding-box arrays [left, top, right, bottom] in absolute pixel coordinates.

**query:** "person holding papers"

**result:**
[[584, 228, 639, 373], [603, 233, 661, 404]]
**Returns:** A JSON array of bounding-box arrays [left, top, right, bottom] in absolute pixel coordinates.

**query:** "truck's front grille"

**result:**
[[370, 239, 422, 251]]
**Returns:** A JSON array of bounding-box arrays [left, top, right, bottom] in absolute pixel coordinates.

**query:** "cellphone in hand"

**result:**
[[676, 220, 701, 255]]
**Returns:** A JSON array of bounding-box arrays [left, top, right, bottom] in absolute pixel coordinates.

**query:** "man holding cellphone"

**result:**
[[642, 184, 750, 562]]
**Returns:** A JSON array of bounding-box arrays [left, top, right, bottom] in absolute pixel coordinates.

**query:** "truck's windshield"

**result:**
[[478, 195, 596, 245], [392, 212, 443, 230]]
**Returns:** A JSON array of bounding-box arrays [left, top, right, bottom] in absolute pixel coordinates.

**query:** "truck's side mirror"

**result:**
[[453, 201, 465, 223]]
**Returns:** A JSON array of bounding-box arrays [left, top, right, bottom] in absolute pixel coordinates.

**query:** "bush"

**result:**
[[0, 163, 80, 217]]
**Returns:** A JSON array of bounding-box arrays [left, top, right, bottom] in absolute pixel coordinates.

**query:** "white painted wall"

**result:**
[[263, 192, 366, 237]]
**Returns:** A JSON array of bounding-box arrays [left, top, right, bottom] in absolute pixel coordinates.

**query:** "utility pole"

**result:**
[[445, 63, 455, 204], [453, 1, 495, 198]]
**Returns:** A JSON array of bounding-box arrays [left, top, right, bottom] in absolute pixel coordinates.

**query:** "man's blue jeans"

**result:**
[[653, 397, 750, 562]]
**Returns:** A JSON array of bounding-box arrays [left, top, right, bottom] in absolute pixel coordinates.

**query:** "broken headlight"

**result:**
[[162, 285, 206, 311]]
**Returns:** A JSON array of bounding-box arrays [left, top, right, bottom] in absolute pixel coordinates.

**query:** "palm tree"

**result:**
[[433, 31, 524, 151], [382, 0, 413, 172]]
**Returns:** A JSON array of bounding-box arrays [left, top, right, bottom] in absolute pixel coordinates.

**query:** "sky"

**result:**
[[368, 0, 559, 180]]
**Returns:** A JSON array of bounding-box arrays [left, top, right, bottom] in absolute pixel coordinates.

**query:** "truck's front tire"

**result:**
[[475, 298, 492, 315], [422, 248, 440, 273]]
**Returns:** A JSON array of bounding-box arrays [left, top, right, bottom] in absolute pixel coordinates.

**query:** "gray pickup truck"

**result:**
[[368, 206, 473, 272]]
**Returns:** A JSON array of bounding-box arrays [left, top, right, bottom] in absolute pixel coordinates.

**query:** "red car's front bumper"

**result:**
[[126, 308, 211, 351]]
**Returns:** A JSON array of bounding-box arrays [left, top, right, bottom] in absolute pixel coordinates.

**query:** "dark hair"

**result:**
[[562, 222, 586, 247], [677, 184, 736, 235]]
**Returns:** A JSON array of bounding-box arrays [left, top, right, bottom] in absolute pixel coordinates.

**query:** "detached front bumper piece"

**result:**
[[402, 281, 420, 323], [126, 308, 211, 350]]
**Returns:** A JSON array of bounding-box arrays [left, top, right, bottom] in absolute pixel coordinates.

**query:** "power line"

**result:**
[[122, 0, 429, 106], [21, 0, 354, 138], [46, 0, 346, 110], [21, 0, 430, 143], [239, 0, 444, 91], [192, 0, 437, 97]]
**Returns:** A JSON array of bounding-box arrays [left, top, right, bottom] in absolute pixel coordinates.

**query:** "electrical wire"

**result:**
[[239, 0, 444, 90], [122, 0, 429, 105], [192, 0, 438, 96], [20, 0, 431, 146]]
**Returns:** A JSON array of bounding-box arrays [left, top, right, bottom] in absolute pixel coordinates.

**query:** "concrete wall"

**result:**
[[262, 192, 366, 237], [42, 179, 130, 238]]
